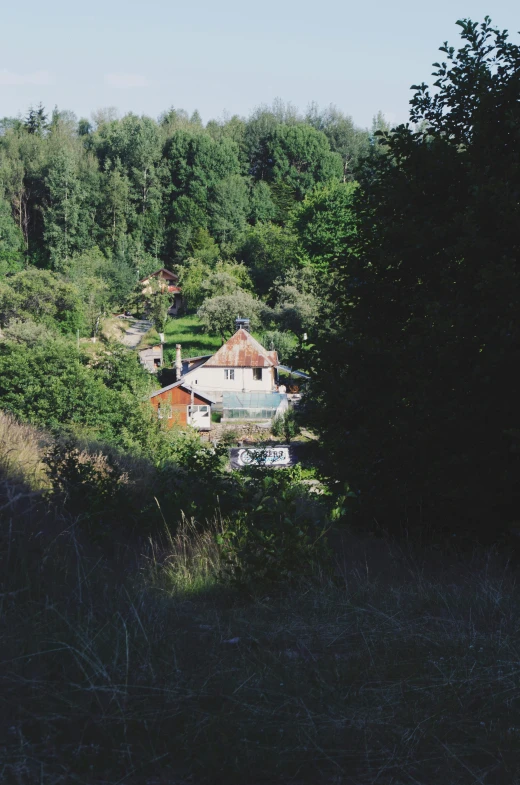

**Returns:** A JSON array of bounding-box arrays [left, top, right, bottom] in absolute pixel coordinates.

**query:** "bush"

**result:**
[[43, 440, 134, 541], [197, 290, 271, 339], [217, 465, 329, 591], [271, 408, 300, 441], [42, 430, 234, 542]]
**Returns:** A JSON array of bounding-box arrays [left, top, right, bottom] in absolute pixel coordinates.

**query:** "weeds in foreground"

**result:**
[[0, 410, 50, 488], [145, 512, 224, 593], [2, 465, 520, 784], [2, 415, 520, 784], [218, 465, 330, 591]]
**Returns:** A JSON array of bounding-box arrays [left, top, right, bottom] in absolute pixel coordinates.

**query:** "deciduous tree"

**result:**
[[310, 17, 520, 541]]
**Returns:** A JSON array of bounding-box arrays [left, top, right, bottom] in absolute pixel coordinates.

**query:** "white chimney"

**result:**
[[175, 344, 182, 380]]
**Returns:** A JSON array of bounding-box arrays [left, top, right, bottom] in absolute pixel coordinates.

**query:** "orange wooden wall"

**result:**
[[150, 386, 210, 428]]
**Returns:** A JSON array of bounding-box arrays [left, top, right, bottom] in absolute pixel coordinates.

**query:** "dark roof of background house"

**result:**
[[140, 268, 179, 283]]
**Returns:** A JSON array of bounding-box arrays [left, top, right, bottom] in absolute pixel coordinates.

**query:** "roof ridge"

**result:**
[[139, 267, 178, 283], [149, 379, 215, 403], [203, 328, 278, 368]]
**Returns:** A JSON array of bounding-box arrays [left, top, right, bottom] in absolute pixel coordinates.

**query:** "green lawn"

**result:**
[[163, 315, 265, 364], [163, 315, 223, 362]]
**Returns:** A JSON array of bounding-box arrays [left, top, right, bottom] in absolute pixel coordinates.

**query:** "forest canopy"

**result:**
[[0, 100, 377, 279]]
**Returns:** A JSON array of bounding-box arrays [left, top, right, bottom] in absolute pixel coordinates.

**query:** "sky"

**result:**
[[1, 0, 518, 129]]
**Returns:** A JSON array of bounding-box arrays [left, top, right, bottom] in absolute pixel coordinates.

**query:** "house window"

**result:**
[[224, 369, 235, 380], [253, 368, 263, 381], [188, 405, 210, 418]]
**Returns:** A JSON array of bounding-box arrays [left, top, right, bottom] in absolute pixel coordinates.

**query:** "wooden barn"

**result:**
[[149, 380, 214, 430]]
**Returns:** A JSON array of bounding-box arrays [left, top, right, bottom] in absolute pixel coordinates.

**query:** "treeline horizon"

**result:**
[[2, 98, 387, 140], [0, 98, 387, 276]]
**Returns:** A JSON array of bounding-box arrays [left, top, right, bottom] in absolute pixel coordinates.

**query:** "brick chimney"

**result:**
[[175, 344, 182, 380]]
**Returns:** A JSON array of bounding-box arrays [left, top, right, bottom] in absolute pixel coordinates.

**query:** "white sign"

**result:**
[[237, 447, 291, 466]]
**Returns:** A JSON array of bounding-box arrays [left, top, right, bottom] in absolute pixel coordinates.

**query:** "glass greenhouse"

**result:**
[[222, 392, 288, 421]]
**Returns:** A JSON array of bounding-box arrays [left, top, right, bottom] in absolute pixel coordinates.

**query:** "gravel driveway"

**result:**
[[120, 319, 153, 349]]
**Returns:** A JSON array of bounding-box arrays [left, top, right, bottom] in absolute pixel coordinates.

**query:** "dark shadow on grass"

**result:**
[[3, 450, 520, 785]]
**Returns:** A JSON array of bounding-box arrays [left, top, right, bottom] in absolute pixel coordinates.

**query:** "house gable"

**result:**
[[150, 380, 215, 404], [149, 381, 213, 429], [202, 328, 278, 369], [139, 267, 179, 284]]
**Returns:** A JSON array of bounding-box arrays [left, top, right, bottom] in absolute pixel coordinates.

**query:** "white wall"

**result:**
[[181, 365, 277, 402]]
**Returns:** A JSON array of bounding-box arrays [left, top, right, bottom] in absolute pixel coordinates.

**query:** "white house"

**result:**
[[178, 326, 280, 404]]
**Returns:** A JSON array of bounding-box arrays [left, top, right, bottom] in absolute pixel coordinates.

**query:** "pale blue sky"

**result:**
[[1, 0, 518, 128]]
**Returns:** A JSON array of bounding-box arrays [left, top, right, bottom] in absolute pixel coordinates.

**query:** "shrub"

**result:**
[[197, 290, 271, 339], [271, 408, 300, 441], [43, 440, 139, 541], [217, 465, 329, 591]]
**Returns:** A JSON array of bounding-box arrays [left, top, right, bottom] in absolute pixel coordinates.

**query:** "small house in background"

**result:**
[[149, 380, 214, 430], [140, 268, 183, 316], [138, 343, 163, 373]]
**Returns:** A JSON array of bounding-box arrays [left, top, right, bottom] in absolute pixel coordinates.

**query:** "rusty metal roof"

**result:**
[[203, 329, 278, 368]]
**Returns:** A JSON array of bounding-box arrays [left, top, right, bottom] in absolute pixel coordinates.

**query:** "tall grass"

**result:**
[[1, 414, 520, 784], [0, 410, 50, 488], [145, 512, 224, 593]]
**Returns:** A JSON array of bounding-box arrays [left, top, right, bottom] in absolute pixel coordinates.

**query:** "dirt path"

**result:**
[[120, 318, 152, 349]]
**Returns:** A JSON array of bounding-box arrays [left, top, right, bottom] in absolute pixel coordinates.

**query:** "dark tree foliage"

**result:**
[[162, 130, 242, 258], [309, 18, 520, 542], [0, 197, 24, 274], [260, 125, 343, 199], [24, 104, 48, 136]]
